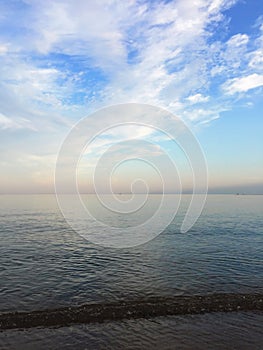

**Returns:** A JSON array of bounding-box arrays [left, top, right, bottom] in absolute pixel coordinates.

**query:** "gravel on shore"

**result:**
[[0, 293, 262, 330]]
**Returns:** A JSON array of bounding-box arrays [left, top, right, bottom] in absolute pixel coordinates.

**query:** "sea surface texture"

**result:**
[[0, 194, 262, 349]]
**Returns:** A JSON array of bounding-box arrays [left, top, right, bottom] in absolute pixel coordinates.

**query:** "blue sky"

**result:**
[[0, 0, 262, 193]]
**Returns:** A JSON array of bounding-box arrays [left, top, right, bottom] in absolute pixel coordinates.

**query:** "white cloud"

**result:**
[[227, 33, 249, 47], [249, 49, 263, 69], [82, 125, 157, 161], [186, 93, 210, 104], [0, 0, 261, 133], [0, 113, 19, 130], [1, 1, 260, 144], [185, 108, 219, 122], [1, 0, 263, 193], [223, 74, 263, 94], [0, 44, 8, 55], [0, 0, 240, 110]]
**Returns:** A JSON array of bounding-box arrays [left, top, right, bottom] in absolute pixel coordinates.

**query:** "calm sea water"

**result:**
[[0, 194, 262, 349]]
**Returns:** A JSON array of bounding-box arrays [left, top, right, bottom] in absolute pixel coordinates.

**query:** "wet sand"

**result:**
[[0, 293, 262, 330]]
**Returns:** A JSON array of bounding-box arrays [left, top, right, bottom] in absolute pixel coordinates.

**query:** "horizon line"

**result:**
[[1, 192, 262, 195]]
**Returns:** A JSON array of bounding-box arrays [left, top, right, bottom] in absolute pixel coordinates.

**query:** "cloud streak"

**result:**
[[0, 0, 262, 128], [223, 73, 263, 94], [0, 0, 262, 193]]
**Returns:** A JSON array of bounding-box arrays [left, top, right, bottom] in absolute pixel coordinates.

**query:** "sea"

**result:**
[[0, 194, 262, 349]]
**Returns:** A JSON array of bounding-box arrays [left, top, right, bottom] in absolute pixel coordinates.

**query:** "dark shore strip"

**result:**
[[1, 293, 262, 330]]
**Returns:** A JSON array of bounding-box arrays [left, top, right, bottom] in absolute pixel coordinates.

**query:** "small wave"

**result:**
[[0, 293, 262, 330]]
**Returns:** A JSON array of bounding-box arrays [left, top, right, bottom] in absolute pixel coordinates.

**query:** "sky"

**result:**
[[0, 0, 262, 194]]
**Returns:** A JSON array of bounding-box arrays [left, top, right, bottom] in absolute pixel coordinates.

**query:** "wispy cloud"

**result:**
[[0, 0, 262, 128], [223, 73, 263, 94], [186, 94, 210, 104], [0, 0, 263, 192], [0, 113, 20, 130]]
